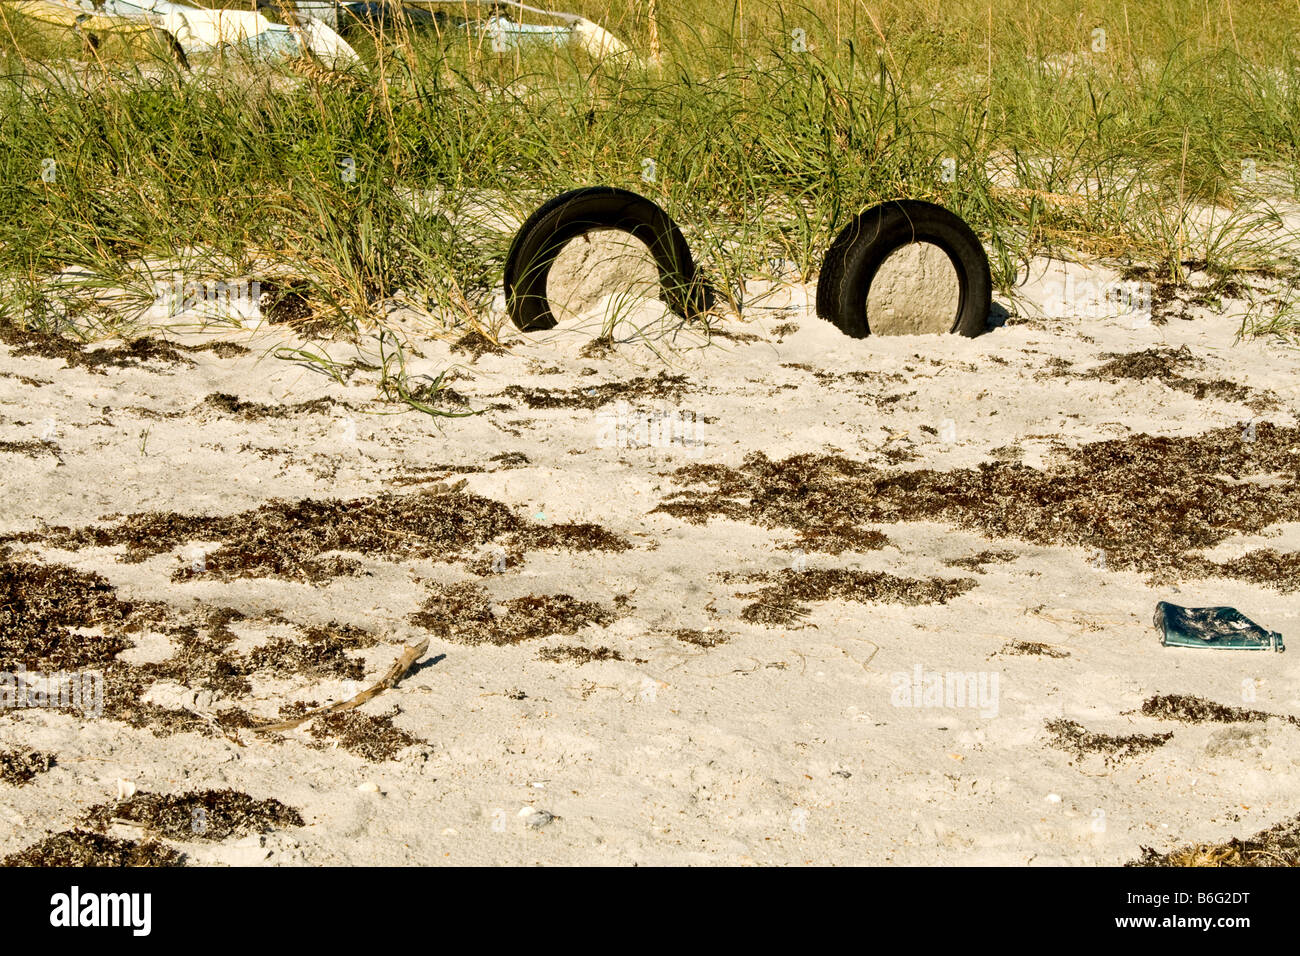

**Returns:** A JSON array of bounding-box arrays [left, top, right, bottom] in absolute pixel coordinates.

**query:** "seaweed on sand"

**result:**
[[9, 490, 630, 582], [1132, 814, 1300, 867], [83, 789, 303, 842], [411, 581, 615, 646], [1045, 718, 1172, 765], [1, 830, 184, 866], [654, 424, 1300, 588], [736, 568, 976, 626]]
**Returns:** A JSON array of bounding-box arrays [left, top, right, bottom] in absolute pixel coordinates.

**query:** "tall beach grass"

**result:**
[[1, 0, 1298, 345]]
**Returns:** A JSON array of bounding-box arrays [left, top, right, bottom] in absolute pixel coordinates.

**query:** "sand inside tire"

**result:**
[[866, 241, 963, 335]]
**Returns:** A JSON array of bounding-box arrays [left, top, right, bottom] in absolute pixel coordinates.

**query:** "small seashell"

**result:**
[[518, 806, 556, 829]]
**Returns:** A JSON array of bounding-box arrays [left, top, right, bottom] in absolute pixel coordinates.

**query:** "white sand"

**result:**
[[1, 250, 1298, 866]]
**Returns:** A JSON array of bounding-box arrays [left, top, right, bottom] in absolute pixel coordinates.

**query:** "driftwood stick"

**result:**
[[252, 639, 430, 734]]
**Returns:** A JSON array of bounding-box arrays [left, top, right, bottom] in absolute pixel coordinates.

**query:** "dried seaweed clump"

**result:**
[[1, 830, 184, 867], [1202, 549, 1300, 594], [244, 630, 364, 681], [1140, 694, 1299, 727], [1083, 347, 1255, 404], [0, 750, 54, 786], [538, 645, 624, 664], [503, 372, 689, 410], [84, 789, 304, 842], [944, 549, 1020, 572], [411, 581, 615, 645], [1045, 718, 1172, 765], [0, 569, 258, 739], [307, 707, 420, 761], [655, 454, 894, 555], [0, 557, 135, 671], [737, 568, 976, 626], [178, 340, 249, 358], [1086, 346, 1198, 380], [1131, 814, 1300, 867], [0, 322, 191, 374], [136, 606, 250, 698], [673, 628, 730, 648], [654, 424, 1300, 587], [14, 491, 629, 583], [451, 328, 506, 359], [129, 611, 372, 712], [996, 640, 1069, 658], [25, 491, 519, 578], [0, 440, 58, 459], [202, 392, 336, 419]]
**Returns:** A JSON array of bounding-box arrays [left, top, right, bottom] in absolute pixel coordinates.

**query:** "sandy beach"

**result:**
[[2, 242, 1298, 866]]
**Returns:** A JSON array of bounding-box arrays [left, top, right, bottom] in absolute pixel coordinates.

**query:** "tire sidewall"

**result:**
[[827, 200, 992, 338], [504, 187, 707, 332]]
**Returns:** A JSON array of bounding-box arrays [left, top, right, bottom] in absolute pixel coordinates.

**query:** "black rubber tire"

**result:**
[[815, 199, 992, 338], [504, 186, 713, 332]]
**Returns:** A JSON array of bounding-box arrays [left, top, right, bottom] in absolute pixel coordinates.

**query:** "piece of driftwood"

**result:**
[[252, 639, 430, 734]]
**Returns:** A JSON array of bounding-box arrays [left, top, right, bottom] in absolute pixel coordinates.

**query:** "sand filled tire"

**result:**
[[503, 187, 713, 332], [816, 200, 992, 338]]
